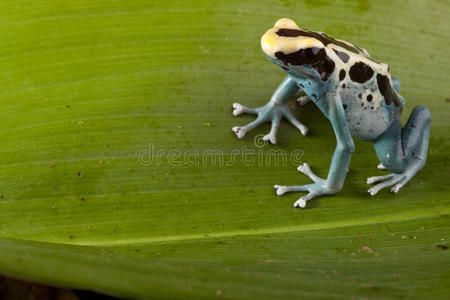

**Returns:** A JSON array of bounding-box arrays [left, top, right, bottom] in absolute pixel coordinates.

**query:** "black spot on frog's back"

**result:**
[[333, 49, 350, 63], [376, 74, 401, 107], [349, 62, 374, 83], [339, 69, 346, 81]]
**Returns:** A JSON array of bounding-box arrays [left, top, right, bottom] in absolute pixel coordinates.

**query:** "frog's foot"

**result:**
[[367, 174, 404, 195], [297, 96, 311, 106], [231, 102, 308, 144], [274, 163, 330, 208], [367, 160, 423, 195], [232, 103, 258, 116]]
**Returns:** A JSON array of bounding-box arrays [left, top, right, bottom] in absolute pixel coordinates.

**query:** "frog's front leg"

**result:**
[[275, 94, 355, 208], [232, 76, 308, 144]]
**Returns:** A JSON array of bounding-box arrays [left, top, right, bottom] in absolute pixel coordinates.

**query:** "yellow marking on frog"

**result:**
[[274, 18, 300, 29], [261, 19, 323, 59]]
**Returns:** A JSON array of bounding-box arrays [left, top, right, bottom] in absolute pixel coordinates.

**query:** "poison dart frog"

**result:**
[[232, 18, 431, 208]]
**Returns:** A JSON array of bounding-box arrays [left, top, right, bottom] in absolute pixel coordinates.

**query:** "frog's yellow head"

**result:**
[[261, 18, 335, 81], [261, 18, 323, 59]]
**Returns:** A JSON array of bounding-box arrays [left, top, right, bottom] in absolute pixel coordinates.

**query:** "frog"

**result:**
[[231, 18, 431, 208]]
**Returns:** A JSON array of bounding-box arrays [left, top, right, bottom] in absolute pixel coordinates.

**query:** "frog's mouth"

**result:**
[[261, 18, 322, 60]]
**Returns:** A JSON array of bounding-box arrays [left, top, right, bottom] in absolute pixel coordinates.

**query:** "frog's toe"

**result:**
[[232, 103, 243, 116], [274, 185, 287, 196], [294, 192, 316, 208], [377, 163, 387, 170], [232, 103, 258, 116], [367, 174, 405, 196], [283, 108, 309, 136], [366, 174, 394, 185], [390, 173, 415, 194], [297, 163, 324, 183], [232, 126, 246, 139], [297, 96, 311, 106], [294, 198, 307, 208], [391, 184, 402, 194], [274, 184, 310, 196], [263, 133, 277, 145], [297, 162, 311, 174]]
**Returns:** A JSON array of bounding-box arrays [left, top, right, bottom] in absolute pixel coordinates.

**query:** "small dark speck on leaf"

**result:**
[[77, 171, 83, 178], [361, 284, 380, 292], [50, 162, 55, 167], [66, 104, 71, 108], [362, 246, 373, 253], [446, 98, 450, 102], [80, 197, 85, 201], [0, 195, 3, 198], [69, 235, 74, 239], [437, 244, 448, 250]]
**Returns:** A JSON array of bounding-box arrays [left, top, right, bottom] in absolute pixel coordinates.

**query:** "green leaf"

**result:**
[[0, 0, 449, 299]]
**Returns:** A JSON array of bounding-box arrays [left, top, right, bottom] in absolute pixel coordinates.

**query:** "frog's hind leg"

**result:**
[[374, 77, 400, 172], [368, 106, 431, 195]]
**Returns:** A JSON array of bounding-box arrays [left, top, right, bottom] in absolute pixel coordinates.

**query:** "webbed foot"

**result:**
[[231, 101, 308, 144], [274, 163, 333, 208]]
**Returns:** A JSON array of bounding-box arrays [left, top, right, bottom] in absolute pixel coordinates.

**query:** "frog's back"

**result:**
[[303, 29, 405, 141]]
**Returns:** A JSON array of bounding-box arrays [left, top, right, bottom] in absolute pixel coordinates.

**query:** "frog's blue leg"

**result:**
[[232, 76, 308, 144], [274, 94, 355, 208], [375, 77, 399, 173], [368, 106, 431, 195]]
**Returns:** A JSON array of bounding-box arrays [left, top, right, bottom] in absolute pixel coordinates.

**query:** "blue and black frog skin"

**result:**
[[231, 18, 431, 208]]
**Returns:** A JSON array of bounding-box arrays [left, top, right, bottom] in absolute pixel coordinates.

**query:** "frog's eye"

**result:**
[[275, 47, 335, 81], [275, 47, 325, 66], [305, 47, 320, 56], [301, 47, 324, 63]]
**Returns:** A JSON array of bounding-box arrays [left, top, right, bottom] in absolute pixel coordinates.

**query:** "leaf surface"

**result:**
[[0, 0, 449, 299]]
